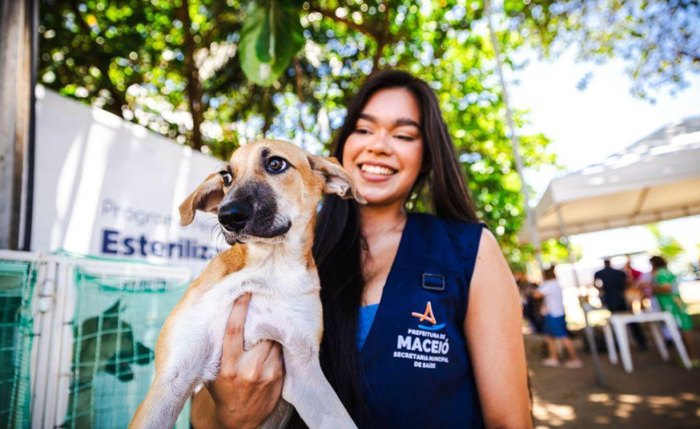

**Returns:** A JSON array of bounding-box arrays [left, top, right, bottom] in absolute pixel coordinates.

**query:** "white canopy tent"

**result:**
[[531, 116, 700, 242], [524, 116, 700, 385]]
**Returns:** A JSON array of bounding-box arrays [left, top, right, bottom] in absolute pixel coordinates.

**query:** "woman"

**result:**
[[191, 71, 531, 428], [649, 255, 697, 362]]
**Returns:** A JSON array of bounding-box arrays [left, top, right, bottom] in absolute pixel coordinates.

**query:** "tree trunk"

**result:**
[[179, 0, 205, 151], [370, 2, 391, 75]]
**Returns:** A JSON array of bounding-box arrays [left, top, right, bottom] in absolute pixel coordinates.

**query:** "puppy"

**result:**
[[130, 140, 362, 429]]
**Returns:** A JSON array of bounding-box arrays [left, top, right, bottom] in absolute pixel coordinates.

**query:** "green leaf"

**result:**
[[239, 0, 304, 87]]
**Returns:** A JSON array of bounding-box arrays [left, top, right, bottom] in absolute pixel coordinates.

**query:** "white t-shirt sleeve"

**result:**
[[539, 281, 554, 294], [539, 279, 565, 317]]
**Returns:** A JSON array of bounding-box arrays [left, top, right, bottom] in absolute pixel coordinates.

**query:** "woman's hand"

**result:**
[[653, 283, 673, 294], [190, 293, 285, 429]]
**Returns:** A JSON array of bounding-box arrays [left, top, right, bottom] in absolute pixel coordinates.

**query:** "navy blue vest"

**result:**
[[358, 213, 485, 428]]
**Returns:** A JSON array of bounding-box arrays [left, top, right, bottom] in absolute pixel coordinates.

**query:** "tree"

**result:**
[[40, 0, 252, 150], [39, 0, 558, 264], [503, 0, 700, 99], [648, 224, 685, 262]]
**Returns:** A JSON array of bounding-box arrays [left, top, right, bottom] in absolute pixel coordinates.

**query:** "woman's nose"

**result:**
[[366, 131, 393, 154]]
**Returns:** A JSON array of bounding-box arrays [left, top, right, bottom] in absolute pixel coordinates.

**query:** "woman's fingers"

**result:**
[[264, 341, 282, 364], [220, 293, 277, 376], [198, 293, 285, 428], [222, 293, 250, 367], [263, 342, 284, 377], [197, 294, 284, 427], [261, 342, 284, 398]]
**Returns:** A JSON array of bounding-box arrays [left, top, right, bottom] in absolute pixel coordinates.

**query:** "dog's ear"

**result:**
[[179, 172, 225, 226], [308, 155, 366, 204]]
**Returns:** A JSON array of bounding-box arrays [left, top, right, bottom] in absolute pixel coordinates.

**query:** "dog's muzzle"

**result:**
[[217, 181, 292, 244], [219, 200, 252, 233]]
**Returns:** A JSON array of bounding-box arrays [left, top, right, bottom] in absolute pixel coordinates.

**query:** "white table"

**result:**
[[602, 311, 692, 373]]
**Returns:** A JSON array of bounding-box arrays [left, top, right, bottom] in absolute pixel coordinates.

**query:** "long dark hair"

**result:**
[[288, 70, 478, 427], [649, 255, 668, 270]]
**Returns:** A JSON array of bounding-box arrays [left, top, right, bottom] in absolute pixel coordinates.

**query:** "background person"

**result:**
[[516, 271, 544, 334], [624, 257, 645, 312], [649, 255, 698, 363], [594, 258, 647, 351], [533, 266, 583, 368], [190, 70, 532, 428]]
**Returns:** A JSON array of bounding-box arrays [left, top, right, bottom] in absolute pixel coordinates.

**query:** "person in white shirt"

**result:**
[[534, 266, 583, 368]]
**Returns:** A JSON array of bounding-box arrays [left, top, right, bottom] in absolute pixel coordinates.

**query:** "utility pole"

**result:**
[[0, 0, 36, 250], [484, 0, 543, 271], [485, 0, 605, 385]]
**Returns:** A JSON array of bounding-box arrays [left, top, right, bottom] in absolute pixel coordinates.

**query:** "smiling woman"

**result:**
[[190, 71, 532, 429], [306, 70, 531, 429]]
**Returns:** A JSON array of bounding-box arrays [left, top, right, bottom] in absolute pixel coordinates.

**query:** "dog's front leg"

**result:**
[[130, 319, 215, 429], [130, 278, 259, 429], [281, 348, 358, 429], [242, 297, 355, 428]]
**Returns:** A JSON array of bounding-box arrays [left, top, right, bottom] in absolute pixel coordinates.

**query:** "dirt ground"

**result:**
[[526, 330, 700, 428]]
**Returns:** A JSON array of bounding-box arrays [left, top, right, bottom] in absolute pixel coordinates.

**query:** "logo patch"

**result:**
[[393, 300, 450, 369], [411, 301, 446, 331]]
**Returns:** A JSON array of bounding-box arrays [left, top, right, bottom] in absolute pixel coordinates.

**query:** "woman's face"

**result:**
[[342, 88, 424, 208]]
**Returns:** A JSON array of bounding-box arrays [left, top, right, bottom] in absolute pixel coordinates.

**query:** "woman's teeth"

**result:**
[[361, 164, 395, 176]]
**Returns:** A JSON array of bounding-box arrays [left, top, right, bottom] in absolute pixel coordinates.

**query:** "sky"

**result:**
[[510, 50, 700, 189], [507, 50, 700, 271]]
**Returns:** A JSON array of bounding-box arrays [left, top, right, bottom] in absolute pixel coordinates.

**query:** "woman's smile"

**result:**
[[358, 162, 398, 182]]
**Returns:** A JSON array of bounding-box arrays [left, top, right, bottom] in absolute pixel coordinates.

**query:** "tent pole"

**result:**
[[556, 206, 605, 385], [485, 0, 544, 272]]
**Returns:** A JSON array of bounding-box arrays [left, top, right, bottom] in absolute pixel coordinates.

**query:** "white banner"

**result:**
[[32, 87, 226, 274]]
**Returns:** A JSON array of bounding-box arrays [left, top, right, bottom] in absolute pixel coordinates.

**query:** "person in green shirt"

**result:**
[[649, 255, 697, 364]]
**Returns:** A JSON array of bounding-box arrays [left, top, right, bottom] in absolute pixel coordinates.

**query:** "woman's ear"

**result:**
[[178, 171, 225, 226], [308, 155, 367, 204]]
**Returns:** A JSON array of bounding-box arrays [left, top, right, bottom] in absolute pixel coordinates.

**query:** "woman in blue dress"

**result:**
[[191, 71, 531, 428]]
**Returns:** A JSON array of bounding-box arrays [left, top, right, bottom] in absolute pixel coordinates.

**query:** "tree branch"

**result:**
[[311, 4, 381, 39], [294, 58, 307, 138], [679, 49, 700, 63], [370, 2, 391, 74], [262, 87, 273, 136]]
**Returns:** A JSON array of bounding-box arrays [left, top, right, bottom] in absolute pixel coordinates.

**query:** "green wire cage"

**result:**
[[0, 259, 35, 429], [0, 251, 193, 429], [61, 262, 191, 429]]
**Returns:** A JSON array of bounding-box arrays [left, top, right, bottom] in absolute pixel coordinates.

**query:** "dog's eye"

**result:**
[[265, 156, 290, 174], [219, 171, 233, 186]]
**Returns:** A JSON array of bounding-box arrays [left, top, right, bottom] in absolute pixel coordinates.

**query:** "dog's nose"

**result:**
[[219, 200, 252, 232]]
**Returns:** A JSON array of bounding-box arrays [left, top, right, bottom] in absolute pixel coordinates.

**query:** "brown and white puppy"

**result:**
[[130, 140, 363, 429]]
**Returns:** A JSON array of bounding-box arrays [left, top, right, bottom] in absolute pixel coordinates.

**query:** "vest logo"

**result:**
[[411, 301, 446, 331], [394, 301, 451, 369]]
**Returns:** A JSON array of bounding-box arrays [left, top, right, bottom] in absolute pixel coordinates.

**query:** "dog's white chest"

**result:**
[[164, 262, 322, 383]]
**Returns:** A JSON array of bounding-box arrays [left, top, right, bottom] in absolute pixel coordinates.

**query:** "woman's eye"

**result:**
[[395, 135, 415, 141], [266, 156, 290, 174], [220, 171, 233, 186], [354, 128, 371, 135]]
